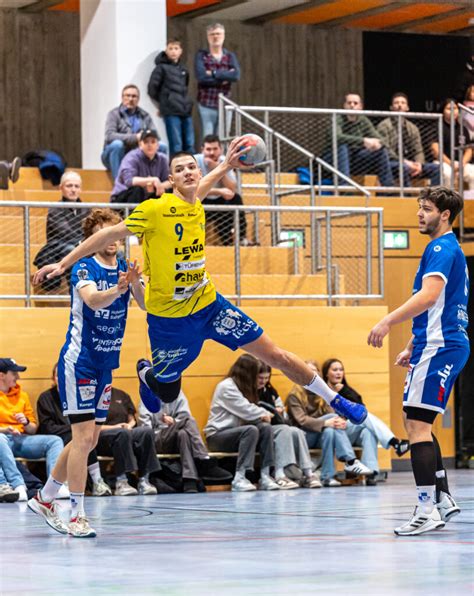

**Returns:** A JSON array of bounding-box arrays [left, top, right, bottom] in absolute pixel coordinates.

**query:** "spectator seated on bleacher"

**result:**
[[377, 92, 440, 187], [0, 156, 21, 190], [33, 171, 89, 293], [102, 84, 167, 181], [322, 358, 410, 465], [431, 99, 474, 190], [36, 363, 112, 497], [0, 358, 67, 502], [195, 135, 247, 246], [205, 355, 278, 492], [96, 387, 160, 496], [257, 362, 321, 489], [138, 390, 232, 493], [286, 361, 372, 487], [323, 93, 394, 188], [111, 129, 171, 205]]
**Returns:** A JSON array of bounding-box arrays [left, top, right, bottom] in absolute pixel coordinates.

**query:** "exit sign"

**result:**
[[384, 230, 409, 249]]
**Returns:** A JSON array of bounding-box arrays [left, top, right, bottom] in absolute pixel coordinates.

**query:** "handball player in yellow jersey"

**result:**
[[34, 136, 367, 425]]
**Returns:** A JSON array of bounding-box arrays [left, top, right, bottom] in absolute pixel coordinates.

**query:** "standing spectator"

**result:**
[[195, 135, 247, 245], [36, 363, 112, 497], [195, 23, 240, 139], [148, 39, 194, 156], [33, 171, 89, 292], [0, 358, 66, 501], [431, 99, 474, 190], [111, 130, 171, 204], [102, 84, 166, 180], [462, 84, 474, 142], [377, 92, 440, 187], [96, 387, 160, 496], [138, 390, 232, 493]]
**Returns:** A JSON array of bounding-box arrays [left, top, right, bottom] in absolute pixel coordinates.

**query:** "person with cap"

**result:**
[[101, 84, 167, 181], [110, 129, 172, 205], [0, 358, 67, 502]]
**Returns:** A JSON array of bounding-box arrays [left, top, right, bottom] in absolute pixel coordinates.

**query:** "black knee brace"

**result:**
[[144, 370, 181, 403]]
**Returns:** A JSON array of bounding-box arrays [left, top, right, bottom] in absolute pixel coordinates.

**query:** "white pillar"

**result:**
[[80, 0, 167, 169]]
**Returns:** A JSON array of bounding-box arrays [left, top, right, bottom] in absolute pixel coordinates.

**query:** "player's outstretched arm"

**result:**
[[79, 269, 130, 311], [33, 222, 132, 284], [367, 275, 445, 348], [126, 259, 146, 310]]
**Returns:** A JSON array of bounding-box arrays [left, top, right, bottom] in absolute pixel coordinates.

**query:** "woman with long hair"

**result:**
[[205, 354, 278, 492]]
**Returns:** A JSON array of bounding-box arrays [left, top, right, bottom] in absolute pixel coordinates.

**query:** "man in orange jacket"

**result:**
[[0, 358, 66, 501]]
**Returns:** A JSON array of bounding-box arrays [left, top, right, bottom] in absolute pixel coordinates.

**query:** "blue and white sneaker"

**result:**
[[136, 359, 161, 413], [330, 394, 367, 424]]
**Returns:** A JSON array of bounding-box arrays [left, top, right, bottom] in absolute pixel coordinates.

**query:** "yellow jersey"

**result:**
[[124, 194, 216, 318]]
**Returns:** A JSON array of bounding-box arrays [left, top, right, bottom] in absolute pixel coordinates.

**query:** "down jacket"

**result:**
[[148, 51, 193, 117]]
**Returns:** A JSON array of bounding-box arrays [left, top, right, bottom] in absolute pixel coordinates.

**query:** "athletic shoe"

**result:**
[[329, 394, 367, 425], [231, 477, 256, 492], [68, 516, 97, 538], [395, 440, 410, 457], [301, 475, 322, 489], [258, 476, 281, 491], [284, 464, 303, 482], [136, 359, 161, 414], [183, 479, 199, 494], [9, 156, 21, 183], [56, 484, 70, 500], [322, 478, 342, 487], [195, 458, 233, 483], [275, 476, 300, 490], [137, 479, 158, 495], [344, 459, 372, 476], [394, 507, 445, 536], [15, 484, 28, 502], [114, 480, 138, 496], [436, 492, 461, 522], [365, 474, 378, 486], [92, 479, 112, 497], [27, 492, 68, 534], [0, 483, 19, 503]]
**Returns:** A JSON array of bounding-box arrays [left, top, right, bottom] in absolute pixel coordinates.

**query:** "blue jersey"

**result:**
[[60, 256, 130, 370], [412, 232, 469, 350]]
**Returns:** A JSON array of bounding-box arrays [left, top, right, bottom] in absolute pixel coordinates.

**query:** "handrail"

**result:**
[[240, 105, 443, 120]]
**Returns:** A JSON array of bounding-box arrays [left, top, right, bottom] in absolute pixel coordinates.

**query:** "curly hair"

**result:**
[[82, 208, 122, 239]]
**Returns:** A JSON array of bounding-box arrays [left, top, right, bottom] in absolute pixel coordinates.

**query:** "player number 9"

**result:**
[[175, 223, 183, 241]]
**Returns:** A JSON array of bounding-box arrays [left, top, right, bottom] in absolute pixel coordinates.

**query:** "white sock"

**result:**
[[416, 485, 436, 514], [139, 474, 149, 483], [40, 475, 63, 503], [138, 366, 151, 385], [275, 467, 285, 479], [261, 466, 271, 479], [15, 484, 28, 501], [116, 474, 127, 482], [70, 492, 85, 520], [303, 468, 313, 478], [303, 374, 337, 405], [88, 463, 102, 484], [234, 468, 246, 481]]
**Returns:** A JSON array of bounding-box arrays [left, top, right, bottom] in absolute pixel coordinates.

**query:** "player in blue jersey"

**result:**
[[28, 208, 146, 538], [368, 187, 469, 536]]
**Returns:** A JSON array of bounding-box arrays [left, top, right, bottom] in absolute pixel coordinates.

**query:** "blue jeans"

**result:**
[[345, 422, 379, 473], [198, 104, 219, 139], [389, 160, 440, 187], [164, 115, 195, 156], [324, 143, 394, 187], [305, 426, 355, 481], [0, 433, 63, 488], [102, 140, 168, 180]]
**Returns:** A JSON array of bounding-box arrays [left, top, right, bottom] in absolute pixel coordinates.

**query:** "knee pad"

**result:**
[[145, 370, 181, 403]]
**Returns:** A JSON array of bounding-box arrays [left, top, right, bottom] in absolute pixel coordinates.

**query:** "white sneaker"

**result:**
[[114, 479, 138, 496], [231, 476, 256, 492], [258, 475, 281, 491], [275, 476, 299, 490], [137, 479, 157, 495], [322, 478, 342, 487], [344, 459, 372, 476], [301, 475, 322, 489], [436, 492, 460, 523], [68, 515, 97, 538], [0, 483, 19, 503], [27, 492, 68, 534], [92, 479, 112, 497], [15, 484, 28, 502], [394, 507, 445, 536], [56, 484, 70, 500]]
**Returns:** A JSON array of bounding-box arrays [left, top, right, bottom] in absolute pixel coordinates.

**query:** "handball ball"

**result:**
[[238, 134, 266, 166]]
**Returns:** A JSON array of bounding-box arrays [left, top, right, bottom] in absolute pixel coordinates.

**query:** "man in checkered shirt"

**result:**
[[194, 23, 240, 140]]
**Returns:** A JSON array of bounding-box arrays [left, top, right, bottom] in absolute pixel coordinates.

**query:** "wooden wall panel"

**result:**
[[0, 9, 81, 166]]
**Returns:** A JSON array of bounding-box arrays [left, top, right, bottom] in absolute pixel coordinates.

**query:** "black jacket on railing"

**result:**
[[148, 51, 193, 118]]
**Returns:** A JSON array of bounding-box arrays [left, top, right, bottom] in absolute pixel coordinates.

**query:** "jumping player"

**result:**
[[34, 137, 367, 441], [368, 187, 469, 536], [29, 209, 146, 537]]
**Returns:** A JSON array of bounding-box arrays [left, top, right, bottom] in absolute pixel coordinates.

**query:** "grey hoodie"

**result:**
[[138, 391, 191, 435]]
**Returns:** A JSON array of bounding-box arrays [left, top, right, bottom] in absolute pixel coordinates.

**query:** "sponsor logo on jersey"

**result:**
[[174, 238, 204, 260], [175, 258, 205, 271], [97, 384, 112, 410], [170, 206, 176, 214], [437, 363, 453, 402], [174, 271, 204, 283], [213, 308, 259, 339], [77, 268, 89, 280], [173, 277, 209, 300], [433, 245, 442, 252]]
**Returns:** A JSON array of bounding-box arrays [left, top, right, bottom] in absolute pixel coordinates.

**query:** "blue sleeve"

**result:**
[[71, 260, 97, 288], [214, 51, 240, 82], [422, 242, 455, 284], [194, 51, 216, 85]]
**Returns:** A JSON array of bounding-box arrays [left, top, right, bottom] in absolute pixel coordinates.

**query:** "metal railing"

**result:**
[[0, 201, 384, 307]]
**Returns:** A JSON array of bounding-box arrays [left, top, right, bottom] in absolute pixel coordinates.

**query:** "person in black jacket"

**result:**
[[36, 363, 112, 497], [148, 39, 194, 157]]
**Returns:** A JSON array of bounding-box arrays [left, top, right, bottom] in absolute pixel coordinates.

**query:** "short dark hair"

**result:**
[[122, 84, 139, 96], [418, 187, 464, 224], [440, 98, 457, 112], [202, 134, 221, 146], [167, 38, 182, 47], [169, 152, 197, 173], [391, 91, 409, 104], [344, 92, 362, 103]]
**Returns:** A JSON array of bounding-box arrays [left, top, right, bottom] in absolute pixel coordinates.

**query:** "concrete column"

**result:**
[[80, 0, 167, 169]]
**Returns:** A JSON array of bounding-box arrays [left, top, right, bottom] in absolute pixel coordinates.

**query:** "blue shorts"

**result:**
[[147, 292, 264, 382], [403, 344, 469, 414], [57, 357, 113, 422]]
